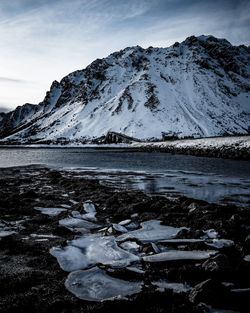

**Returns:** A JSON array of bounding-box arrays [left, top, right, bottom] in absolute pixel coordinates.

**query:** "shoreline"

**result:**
[[0, 135, 249, 160], [0, 166, 250, 312]]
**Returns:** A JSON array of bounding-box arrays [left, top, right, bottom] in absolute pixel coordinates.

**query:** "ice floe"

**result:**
[[143, 250, 217, 263], [65, 267, 143, 302], [243, 255, 250, 262], [117, 220, 187, 243], [34, 207, 67, 216]]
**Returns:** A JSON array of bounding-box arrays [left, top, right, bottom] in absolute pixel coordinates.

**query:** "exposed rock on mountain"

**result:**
[[0, 35, 249, 144]]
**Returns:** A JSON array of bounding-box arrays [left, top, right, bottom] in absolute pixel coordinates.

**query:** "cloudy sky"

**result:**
[[0, 0, 249, 112]]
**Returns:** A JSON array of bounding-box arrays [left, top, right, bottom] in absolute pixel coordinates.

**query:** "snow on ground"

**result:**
[[132, 136, 250, 150]]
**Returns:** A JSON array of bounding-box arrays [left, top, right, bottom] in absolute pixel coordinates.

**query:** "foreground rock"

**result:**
[[0, 165, 249, 313]]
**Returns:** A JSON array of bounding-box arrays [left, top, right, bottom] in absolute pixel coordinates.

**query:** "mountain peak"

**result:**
[[0, 35, 249, 144]]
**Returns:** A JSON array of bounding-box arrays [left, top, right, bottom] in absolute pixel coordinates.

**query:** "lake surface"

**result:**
[[0, 147, 250, 205]]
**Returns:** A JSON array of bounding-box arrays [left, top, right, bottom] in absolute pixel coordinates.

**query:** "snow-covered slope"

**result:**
[[1, 35, 250, 143]]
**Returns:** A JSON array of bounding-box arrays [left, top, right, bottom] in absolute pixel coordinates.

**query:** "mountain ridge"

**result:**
[[0, 34, 249, 143]]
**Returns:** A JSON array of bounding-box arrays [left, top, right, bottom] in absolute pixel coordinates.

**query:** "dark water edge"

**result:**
[[0, 148, 250, 206], [0, 166, 250, 313]]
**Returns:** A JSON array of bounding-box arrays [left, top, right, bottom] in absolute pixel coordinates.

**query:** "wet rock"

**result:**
[[22, 190, 38, 199], [244, 235, 250, 253], [202, 253, 232, 273], [189, 279, 229, 306]]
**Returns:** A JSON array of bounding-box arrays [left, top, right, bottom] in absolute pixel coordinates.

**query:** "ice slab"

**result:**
[[143, 250, 217, 263], [117, 220, 187, 243], [71, 210, 97, 222], [0, 230, 16, 238], [65, 267, 143, 302], [83, 200, 96, 214], [34, 207, 67, 216], [202, 229, 218, 239], [70, 234, 140, 268], [152, 280, 191, 293], [205, 239, 234, 249], [50, 246, 89, 272], [119, 219, 131, 226], [59, 217, 100, 232], [243, 255, 250, 262], [119, 241, 140, 254], [60, 204, 72, 209], [112, 223, 128, 233], [159, 239, 204, 245]]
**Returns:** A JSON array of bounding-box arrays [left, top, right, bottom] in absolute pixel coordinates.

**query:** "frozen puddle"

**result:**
[[65, 267, 143, 302], [50, 234, 140, 271], [117, 220, 187, 243], [143, 250, 217, 263], [34, 207, 67, 216]]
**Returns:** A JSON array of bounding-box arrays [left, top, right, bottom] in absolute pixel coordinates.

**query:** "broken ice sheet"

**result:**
[[65, 267, 143, 302], [117, 220, 187, 243], [59, 217, 100, 232], [143, 250, 217, 263], [70, 234, 140, 268], [51, 234, 140, 271], [50, 246, 89, 271], [34, 207, 67, 217]]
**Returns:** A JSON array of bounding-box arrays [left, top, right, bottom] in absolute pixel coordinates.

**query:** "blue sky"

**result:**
[[0, 0, 249, 112]]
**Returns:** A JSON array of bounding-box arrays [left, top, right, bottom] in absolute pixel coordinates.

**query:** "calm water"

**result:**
[[0, 147, 250, 205]]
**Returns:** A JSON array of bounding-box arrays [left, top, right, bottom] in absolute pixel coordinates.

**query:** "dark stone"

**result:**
[[189, 279, 229, 306], [202, 254, 232, 273]]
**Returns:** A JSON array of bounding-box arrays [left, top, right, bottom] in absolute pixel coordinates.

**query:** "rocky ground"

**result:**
[[134, 136, 250, 160], [0, 165, 250, 313]]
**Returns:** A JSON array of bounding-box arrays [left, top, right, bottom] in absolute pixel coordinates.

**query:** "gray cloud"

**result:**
[[0, 0, 249, 111], [0, 105, 10, 113], [0, 77, 25, 83]]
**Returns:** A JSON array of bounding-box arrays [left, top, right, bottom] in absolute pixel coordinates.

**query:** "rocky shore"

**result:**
[[133, 136, 250, 160], [0, 166, 250, 313]]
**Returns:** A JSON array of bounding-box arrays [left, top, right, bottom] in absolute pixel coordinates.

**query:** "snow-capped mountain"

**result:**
[[0, 35, 249, 143]]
